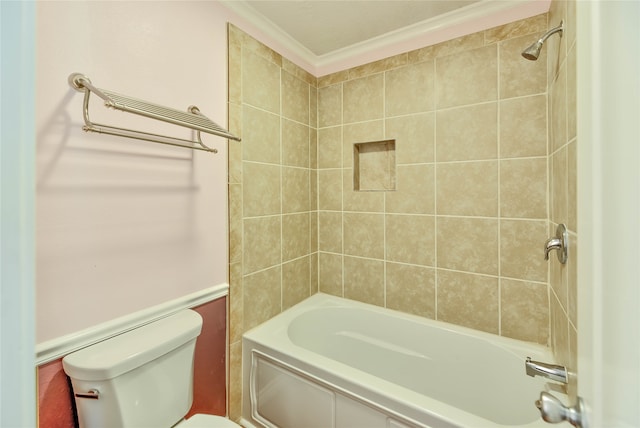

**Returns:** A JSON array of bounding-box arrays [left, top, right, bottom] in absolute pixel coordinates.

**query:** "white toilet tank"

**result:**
[[62, 310, 203, 428]]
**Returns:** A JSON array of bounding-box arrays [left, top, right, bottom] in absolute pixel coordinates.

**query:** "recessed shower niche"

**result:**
[[353, 140, 396, 191]]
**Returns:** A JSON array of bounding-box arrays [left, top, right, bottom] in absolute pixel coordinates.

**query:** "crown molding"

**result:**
[[221, 0, 550, 77]]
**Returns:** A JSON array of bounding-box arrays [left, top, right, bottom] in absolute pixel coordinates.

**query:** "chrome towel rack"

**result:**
[[68, 72, 240, 153]]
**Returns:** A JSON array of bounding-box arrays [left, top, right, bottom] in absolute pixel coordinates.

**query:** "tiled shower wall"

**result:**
[[547, 0, 578, 399], [317, 13, 551, 341], [227, 10, 579, 420], [227, 24, 318, 419]]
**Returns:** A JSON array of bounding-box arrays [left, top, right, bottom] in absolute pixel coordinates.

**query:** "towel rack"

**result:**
[[68, 72, 240, 153]]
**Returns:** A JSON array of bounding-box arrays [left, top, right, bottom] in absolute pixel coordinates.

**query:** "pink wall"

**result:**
[[35, 1, 234, 343], [37, 298, 227, 427]]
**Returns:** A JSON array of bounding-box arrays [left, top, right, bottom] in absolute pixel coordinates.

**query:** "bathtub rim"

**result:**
[[242, 292, 557, 428]]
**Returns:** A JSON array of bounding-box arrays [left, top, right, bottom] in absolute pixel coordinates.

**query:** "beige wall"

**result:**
[[547, 0, 578, 399], [228, 8, 578, 419], [227, 24, 318, 419]]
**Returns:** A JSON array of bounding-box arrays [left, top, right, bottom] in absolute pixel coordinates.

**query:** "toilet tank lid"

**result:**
[[62, 309, 203, 381]]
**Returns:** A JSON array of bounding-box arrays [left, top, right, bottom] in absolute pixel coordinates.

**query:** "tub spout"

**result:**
[[525, 357, 568, 384]]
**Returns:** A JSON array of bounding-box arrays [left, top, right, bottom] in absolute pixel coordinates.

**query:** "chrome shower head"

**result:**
[[522, 40, 545, 61], [521, 20, 564, 61]]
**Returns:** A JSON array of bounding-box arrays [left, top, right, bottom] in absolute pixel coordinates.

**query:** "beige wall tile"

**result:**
[[550, 293, 570, 367], [500, 95, 548, 158], [318, 70, 349, 88], [229, 184, 242, 264], [436, 45, 497, 109], [409, 32, 484, 63], [243, 216, 281, 274], [310, 252, 318, 293], [501, 279, 549, 344], [499, 34, 547, 99], [243, 266, 282, 331], [243, 105, 280, 164], [567, 44, 577, 141], [318, 211, 342, 253], [318, 126, 342, 168], [437, 269, 499, 334], [343, 74, 384, 123], [437, 217, 499, 275], [550, 61, 568, 153], [283, 256, 311, 309], [318, 252, 343, 296], [385, 61, 435, 116], [349, 54, 408, 79], [228, 103, 243, 183], [386, 214, 435, 266], [343, 213, 384, 259], [318, 169, 342, 211], [484, 14, 547, 44], [282, 119, 309, 168], [242, 49, 280, 114], [310, 87, 318, 130], [386, 164, 435, 214], [228, 341, 242, 422], [436, 103, 497, 161], [243, 162, 280, 217], [282, 57, 316, 86], [282, 70, 309, 125], [310, 211, 318, 252], [568, 141, 577, 232], [318, 84, 342, 128], [500, 158, 547, 219], [228, 35, 242, 105], [386, 263, 435, 318], [282, 213, 310, 262], [229, 262, 243, 344], [343, 168, 385, 212], [436, 161, 498, 216], [344, 256, 384, 306], [343, 121, 384, 167], [568, 233, 577, 327], [282, 167, 309, 213], [310, 169, 318, 211], [551, 147, 568, 225], [310, 128, 318, 168], [385, 113, 435, 164], [500, 219, 548, 282]]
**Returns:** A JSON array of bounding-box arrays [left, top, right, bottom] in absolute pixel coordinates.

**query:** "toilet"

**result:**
[[62, 310, 240, 428]]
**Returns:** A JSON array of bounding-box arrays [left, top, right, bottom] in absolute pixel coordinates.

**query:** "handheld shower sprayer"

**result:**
[[521, 20, 564, 61]]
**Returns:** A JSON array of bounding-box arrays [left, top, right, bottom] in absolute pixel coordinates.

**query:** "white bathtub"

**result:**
[[242, 293, 556, 428]]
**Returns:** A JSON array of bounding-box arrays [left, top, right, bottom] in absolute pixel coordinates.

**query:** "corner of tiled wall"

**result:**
[[227, 23, 318, 422], [547, 0, 578, 401]]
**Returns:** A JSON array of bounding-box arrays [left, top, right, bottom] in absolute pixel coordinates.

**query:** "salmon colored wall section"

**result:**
[[188, 298, 227, 417], [37, 297, 227, 427], [37, 360, 75, 428]]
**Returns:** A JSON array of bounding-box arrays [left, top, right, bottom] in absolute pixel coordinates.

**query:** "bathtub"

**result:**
[[242, 293, 557, 428]]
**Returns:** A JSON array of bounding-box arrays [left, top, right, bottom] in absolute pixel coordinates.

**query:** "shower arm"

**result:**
[[535, 21, 564, 45]]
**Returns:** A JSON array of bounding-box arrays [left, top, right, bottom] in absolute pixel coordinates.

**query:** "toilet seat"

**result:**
[[177, 414, 241, 428]]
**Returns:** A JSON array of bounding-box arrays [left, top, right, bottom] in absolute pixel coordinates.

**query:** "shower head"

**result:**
[[521, 20, 564, 61]]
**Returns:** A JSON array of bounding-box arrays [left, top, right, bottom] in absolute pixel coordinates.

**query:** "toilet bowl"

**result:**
[[62, 310, 240, 428]]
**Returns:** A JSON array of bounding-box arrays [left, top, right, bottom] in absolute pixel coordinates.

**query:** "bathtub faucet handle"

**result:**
[[544, 224, 568, 264]]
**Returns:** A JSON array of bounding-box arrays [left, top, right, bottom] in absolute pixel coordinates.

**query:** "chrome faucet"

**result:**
[[525, 357, 568, 384]]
